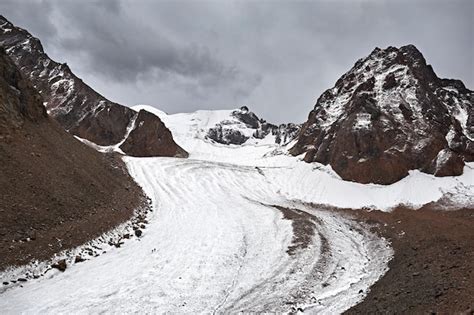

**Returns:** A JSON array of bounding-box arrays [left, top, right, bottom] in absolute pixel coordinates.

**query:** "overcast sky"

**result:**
[[1, 0, 472, 123]]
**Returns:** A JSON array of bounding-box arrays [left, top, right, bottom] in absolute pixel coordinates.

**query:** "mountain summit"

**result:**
[[0, 15, 187, 158], [290, 45, 473, 184]]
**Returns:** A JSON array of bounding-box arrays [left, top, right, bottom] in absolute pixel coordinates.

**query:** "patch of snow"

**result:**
[[74, 136, 116, 154], [113, 112, 139, 151], [442, 86, 458, 94], [19, 39, 32, 52], [353, 113, 372, 130], [321, 89, 352, 128], [434, 149, 452, 170], [446, 126, 457, 148], [73, 110, 138, 154], [453, 103, 473, 141], [412, 137, 431, 153]]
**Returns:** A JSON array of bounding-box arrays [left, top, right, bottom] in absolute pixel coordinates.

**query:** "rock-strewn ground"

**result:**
[[346, 205, 474, 314]]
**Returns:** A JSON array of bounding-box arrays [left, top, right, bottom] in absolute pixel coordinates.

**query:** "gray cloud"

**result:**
[[0, 0, 472, 123], [0, 0, 56, 39]]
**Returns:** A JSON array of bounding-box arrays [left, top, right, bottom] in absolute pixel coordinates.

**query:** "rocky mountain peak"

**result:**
[[290, 44, 473, 184], [0, 15, 187, 158]]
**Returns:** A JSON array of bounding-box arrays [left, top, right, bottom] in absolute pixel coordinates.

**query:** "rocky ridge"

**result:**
[[0, 15, 187, 158], [290, 45, 473, 184]]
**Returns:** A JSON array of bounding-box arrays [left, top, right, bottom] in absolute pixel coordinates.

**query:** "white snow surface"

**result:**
[[1, 105, 473, 313]]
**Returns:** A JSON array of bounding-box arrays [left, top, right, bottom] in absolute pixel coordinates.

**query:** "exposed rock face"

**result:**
[[0, 47, 46, 133], [0, 15, 187, 157], [0, 49, 147, 270], [290, 45, 473, 184], [208, 123, 250, 145], [120, 110, 189, 157], [207, 106, 300, 145]]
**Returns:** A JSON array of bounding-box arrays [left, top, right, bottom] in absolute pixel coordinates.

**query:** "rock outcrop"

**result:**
[[207, 106, 300, 145], [0, 15, 187, 158], [290, 45, 473, 184]]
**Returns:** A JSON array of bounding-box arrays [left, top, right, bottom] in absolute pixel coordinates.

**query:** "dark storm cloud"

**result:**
[[0, 0, 472, 123], [54, 2, 244, 83]]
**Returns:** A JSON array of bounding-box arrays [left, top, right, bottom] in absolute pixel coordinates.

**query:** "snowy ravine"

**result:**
[[1, 106, 473, 313]]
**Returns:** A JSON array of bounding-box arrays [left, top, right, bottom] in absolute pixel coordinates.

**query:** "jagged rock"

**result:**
[[383, 72, 397, 90], [206, 107, 300, 145], [52, 259, 67, 272], [231, 106, 260, 128], [291, 45, 473, 184], [0, 15, 187, 158], [208, 124, 249, 145], [428, 149, 464, 177]]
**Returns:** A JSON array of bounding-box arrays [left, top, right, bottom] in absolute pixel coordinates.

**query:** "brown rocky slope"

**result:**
[[0, 49, 148, 271], [346, 205, 474, 314], [291, 45, 473, 184], [0, 15, 187, 158]]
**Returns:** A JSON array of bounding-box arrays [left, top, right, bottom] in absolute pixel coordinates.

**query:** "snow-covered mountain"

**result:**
[[133, 105, 299, 147], [0, 15, 187, 158], [291, 45, 473, 184]]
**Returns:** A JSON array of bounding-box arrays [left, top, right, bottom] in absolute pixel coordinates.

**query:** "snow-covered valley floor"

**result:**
[[1, 106, 473, 313]]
